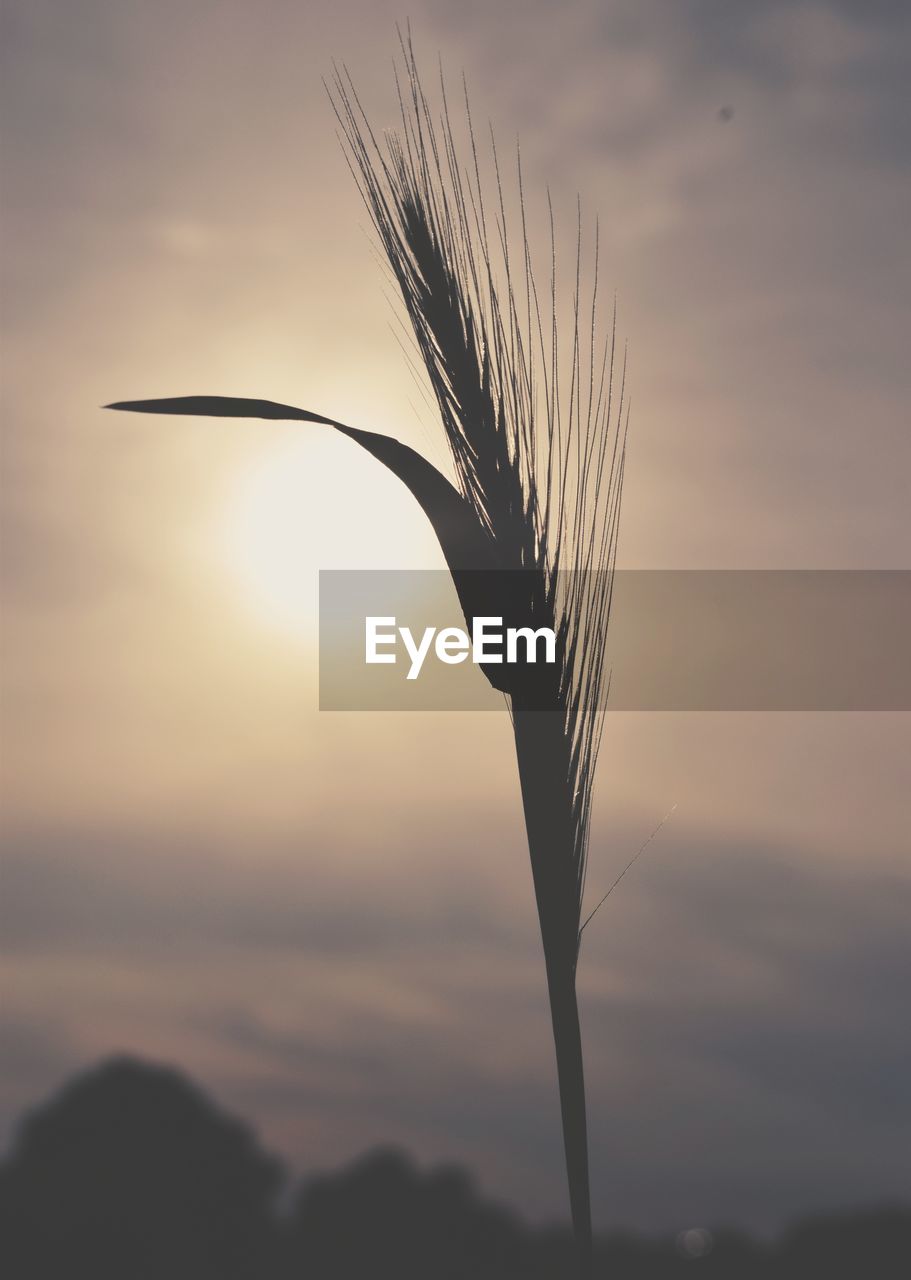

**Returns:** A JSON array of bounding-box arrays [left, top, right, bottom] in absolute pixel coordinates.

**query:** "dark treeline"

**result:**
[[0, 1057, 907, 1278]]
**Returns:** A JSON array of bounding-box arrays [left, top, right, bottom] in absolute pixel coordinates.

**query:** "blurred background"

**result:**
[[2, 0, 909, 1241]]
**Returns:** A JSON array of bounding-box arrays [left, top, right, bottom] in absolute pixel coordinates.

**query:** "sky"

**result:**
[[1, 0, 910, 1234]]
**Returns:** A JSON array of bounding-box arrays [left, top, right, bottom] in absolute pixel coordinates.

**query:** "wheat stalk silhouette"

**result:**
[[108, 33, 628, 1276]]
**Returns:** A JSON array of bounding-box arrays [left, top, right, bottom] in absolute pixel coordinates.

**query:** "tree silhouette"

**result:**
[[1, 1057, 909, 1278], [0, 1057, 283, 1280], [287, 1147, 530, 1279]]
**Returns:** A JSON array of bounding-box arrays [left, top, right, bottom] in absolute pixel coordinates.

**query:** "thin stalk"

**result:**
[[546, 966, 592, 1276], [513, 707, 593, 1277]]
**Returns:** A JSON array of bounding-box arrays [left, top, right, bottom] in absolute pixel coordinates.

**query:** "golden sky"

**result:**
[[2, 0, 909, 1232]]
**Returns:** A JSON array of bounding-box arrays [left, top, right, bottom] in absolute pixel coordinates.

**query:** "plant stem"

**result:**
[[512, 708, 594, 1278], [546, 959, 593, 1276]]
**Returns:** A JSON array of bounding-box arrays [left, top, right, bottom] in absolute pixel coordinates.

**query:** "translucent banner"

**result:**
[[319, 570, 911, 711]]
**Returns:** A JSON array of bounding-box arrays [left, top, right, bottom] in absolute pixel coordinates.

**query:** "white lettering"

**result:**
[[400, 626, 437, 680], [435, 627, 470, 664], [507, 626, 556, 665], [365, 617, 397, 664], [364, 616, 558, 677], [472, 617, 504, 664]]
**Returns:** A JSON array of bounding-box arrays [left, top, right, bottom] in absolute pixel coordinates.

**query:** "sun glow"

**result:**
[[222, 429, 443, 636]]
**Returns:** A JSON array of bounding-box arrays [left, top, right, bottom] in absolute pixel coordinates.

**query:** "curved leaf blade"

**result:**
[[105, 396, 525, 679]]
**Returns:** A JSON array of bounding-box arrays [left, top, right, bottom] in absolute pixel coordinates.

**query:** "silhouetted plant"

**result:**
[[107, 30, 627, 1276]]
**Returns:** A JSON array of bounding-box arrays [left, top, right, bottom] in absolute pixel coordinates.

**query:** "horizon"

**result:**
[[5, 1052, 909, 1240]]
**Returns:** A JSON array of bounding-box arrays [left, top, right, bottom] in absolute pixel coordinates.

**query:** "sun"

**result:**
[[221, 428, 443, 636]]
